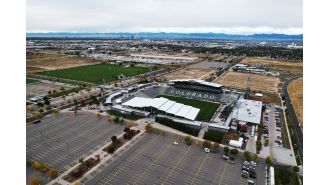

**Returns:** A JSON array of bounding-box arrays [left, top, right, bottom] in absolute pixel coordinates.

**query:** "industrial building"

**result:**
[[232, 99, 262, 125]]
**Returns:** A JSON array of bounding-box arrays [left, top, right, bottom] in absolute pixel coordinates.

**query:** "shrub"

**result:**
[[106, 145, 115, 153], [48, 168, 58, 179], [244, 151, 251, 161], [145, 123, 153, 132], [185, 135, 193, 145], [224, 146, 229, 154], [230, 148, 238, 155], [114, 116, 120, 123], [203, 129, 225, 143], [292, 166, 299, 173], [38, 109, 44, 113], [266, 156, 273, 166], [111, 136, 118, 143], [252, 154, 259, 162], [212, 143, 220, 153], [33, 160, 40, 170], [79, 158, 84, 163], [203, 140, 212, 148], [256, 140, 262, 151], [30, 178, 41, 185]]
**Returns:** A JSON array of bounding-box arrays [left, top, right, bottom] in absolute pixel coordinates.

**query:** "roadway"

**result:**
[[282, 78, 303, 164]]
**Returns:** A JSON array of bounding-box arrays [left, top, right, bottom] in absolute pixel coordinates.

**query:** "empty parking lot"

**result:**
[[26, 112, 125, 173], [85, 133, 266, 185]]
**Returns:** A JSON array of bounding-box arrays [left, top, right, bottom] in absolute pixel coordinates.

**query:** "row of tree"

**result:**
[[155, 116, 200, 136], [203, 129, 225, 143]]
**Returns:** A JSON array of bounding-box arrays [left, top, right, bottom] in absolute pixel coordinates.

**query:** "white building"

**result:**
[[232, 99, 262, 124]]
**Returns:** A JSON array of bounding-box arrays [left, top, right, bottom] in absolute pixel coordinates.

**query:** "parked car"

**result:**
[[203, 148, 211, 153], [222, 154, 229, 160]]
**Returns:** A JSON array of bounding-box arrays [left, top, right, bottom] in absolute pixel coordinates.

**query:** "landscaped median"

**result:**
[[53, 126, 142, 184]]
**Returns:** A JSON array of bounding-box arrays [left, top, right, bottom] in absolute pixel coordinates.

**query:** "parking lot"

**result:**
[[26, 112, 125, 172], [85, 133, 266, 185]]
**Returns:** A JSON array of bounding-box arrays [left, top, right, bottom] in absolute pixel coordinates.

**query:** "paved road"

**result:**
[[282, 78, 303, 163]]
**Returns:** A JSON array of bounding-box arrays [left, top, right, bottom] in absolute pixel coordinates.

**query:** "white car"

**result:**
[[173, 141, 179, 145], [203, 148, 211, 153]]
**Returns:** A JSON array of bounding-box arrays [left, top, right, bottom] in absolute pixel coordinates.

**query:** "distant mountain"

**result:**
[[26, 32, 303, 40]]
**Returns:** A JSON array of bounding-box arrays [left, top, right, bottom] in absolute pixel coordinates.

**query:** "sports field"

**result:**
[[26, 78, 38, 84], [38, 64, 149, 84], [288, 78, 303, 126], [156, 95, 220, 121]]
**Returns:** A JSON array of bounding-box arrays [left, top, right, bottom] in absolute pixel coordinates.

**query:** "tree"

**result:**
[[256, 141, 262, 151], [33, 160, 40, 170], [30, 178, 40, 185], [38, 109, 44, 113], [240, 124, 248, 132], [96, 112, 101, 118], [252, 154, 259, 162], [40, 162, 48, 172], [48, 168, 58, 179], [79, 158, 84, 163], [292, 166, 299, 173], [230, 148, 238, 155], [111, 136, 118, 143], [27, 105, 33, 111], [266, 156, 273, 166], [244, 151, 251, 161], [264, 139, 269, 146], [185, 135, 193, 145], [114, 116, 120, 123], [212, 143, 220, 153], [224, 146, 229, 154], [108, 116, 112, 122], [124, 127, 130, 133], [73, 181, 81, 185], [145, 124, 153, 132], [203, 140, 212, 148]]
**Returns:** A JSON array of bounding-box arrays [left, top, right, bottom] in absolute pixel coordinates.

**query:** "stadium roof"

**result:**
[[232, 99, 262, 124], [105, 91, 122, 104], [169, 79, 223, 88], [122, 97, 200, 120]]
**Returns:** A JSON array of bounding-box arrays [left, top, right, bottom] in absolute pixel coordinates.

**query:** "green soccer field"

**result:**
[[38, 64, 149, 84], [156, 95, 220, 121], [26, 78, 39, 84]]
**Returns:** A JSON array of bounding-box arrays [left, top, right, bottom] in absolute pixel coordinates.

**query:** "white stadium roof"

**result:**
[[169, 79, 223, 88], [122, 97, 200, 120], [232, 99, 262, 124]]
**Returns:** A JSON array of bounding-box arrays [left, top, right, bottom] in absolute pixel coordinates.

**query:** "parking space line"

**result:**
[[218, 160, 229, 185], [189, 153, 209, 185]]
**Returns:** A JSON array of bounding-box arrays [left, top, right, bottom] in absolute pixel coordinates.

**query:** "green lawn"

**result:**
[[156, 95, 220, 121], [38, 64, 149, 84], [26, 78, 38, 84]]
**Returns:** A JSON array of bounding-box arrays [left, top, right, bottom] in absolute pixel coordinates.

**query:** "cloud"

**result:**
[[27, 0, 303, 34]]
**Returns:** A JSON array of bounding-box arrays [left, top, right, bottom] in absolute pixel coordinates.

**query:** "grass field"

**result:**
[[156, 95, 220, 121], [288, 78, 303, 126], [26, 78, 39, 84], [38, 64, 149, 84]]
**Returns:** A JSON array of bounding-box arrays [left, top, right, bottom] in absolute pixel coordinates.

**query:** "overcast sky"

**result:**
[[27, 0, 303, 34]]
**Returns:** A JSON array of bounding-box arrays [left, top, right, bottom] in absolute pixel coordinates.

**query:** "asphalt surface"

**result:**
[[84, 133, 266, 185], [282, 78, 303, 163], [26, 112, 125, 173]]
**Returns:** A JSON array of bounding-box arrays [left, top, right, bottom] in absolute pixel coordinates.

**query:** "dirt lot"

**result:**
[[26, 81, 74, 97], [241, 57, 303, 73], [248, 94, 282, 105], [163, 68, 215, 80], [288, 78, 303, 126], [214, 72, 281, 93], [27, 53, 103, 73]]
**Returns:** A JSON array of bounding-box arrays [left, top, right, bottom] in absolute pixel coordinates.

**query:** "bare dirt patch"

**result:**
[[241, 57, 303, 73], [214, 72, 281, 94], [288, 78, 303, 126], [27, 53, 103, 73], [26, 82, 73, 97], [163, 68, 215, 80]]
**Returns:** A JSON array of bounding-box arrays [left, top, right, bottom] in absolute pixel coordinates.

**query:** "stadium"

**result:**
[[103, 78, 262, 133]]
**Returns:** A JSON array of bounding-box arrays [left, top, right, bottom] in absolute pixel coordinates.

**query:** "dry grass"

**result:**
[[214, 72, 281, 94], [288, 78, 303, 126], [27, 53, 103, 73], [163, 68, 215, 80], [241, 57, 303, 73]]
